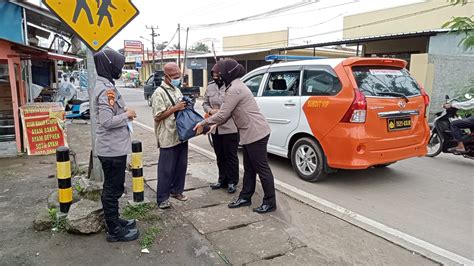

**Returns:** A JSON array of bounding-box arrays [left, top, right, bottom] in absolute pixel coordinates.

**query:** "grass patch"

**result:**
[[48, 207, 66, 232], [74, 183, 84, 193], [72, 165, 87, 176], [122, 203, 158, 221], [139, 226, 161, 249]]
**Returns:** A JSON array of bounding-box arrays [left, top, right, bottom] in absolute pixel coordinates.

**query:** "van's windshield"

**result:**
[[352, 66, 421, 97]]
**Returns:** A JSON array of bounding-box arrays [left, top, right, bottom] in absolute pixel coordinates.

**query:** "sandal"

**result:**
[[171, 194, 188, 201]]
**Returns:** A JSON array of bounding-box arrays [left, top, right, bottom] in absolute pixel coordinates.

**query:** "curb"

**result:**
[[133, 121, 469, 266]]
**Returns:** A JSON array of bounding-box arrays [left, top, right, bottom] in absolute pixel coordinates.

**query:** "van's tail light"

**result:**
[[418, 83, 430, 117], [341, 89, 367, 123]]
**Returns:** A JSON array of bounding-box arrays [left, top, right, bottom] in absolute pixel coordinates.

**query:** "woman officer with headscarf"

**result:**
[[93, 49, 139, 242], [194, 58, 277, 213]]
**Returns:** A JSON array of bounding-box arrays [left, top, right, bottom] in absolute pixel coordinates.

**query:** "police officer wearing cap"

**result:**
[[93, 49, 139, 242]]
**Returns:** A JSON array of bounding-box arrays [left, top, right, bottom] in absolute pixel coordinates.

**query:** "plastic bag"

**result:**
[[176, 97, 209, 142]]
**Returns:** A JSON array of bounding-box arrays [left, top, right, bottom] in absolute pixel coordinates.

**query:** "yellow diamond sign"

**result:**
[[43, 0, 139, 52]]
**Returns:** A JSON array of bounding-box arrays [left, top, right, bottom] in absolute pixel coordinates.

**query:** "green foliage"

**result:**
[[448, 0, 468, 5], [48, 208, 66, 232], [189, 42, 210, 53], [443, 0, 473, 50], [122, 203, 158, 221], [139, 226, 161, 249]]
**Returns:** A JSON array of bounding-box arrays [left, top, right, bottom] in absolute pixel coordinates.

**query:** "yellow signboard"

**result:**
[[43, 0, 139, 52]]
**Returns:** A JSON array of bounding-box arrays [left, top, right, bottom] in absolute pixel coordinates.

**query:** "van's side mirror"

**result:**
[[445, 95, 450, 100]]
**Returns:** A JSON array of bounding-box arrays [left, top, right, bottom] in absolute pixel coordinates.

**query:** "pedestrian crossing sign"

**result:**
[[42, 0, 139, 52]]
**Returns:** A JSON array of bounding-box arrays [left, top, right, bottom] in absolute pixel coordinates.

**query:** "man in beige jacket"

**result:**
[[195, 59, 276, 213]]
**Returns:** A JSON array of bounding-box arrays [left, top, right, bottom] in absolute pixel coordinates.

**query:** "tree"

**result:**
[[189, 42, 210, 53], [442, 0, 473, 50], [155, 42, 168, 51]]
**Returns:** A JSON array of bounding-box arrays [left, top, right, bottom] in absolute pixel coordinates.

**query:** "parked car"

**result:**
[[144, 71, 200, 107], [241, 57, 431, 182]]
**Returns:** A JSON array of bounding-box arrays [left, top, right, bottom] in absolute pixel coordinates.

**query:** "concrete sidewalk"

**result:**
[[134, 122, 437, 265], [0, 122, 438, 265]]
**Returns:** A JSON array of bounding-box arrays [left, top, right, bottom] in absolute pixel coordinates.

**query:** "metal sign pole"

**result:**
[[86, 49, 103, 182]]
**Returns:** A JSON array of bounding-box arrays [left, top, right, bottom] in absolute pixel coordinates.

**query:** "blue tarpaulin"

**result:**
[[0, 2, 24, 44]]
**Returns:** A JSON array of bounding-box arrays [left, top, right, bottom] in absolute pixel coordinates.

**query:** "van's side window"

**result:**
[[263, 71, 300, 97], [244, 74, 264, 96], [302, 70, 342, 96]]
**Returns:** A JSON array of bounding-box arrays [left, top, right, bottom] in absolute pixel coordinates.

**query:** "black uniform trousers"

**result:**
[[99, 155, 127, 229], [239, 135, 276, 207], [157, 141, 188, 204], [211, 131, 239, 186]]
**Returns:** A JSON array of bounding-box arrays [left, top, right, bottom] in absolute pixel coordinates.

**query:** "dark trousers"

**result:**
[[451, 116, 474, 141], [157, 142, 188, 203], [239, 135, 276, 207], [212, 132, 239, 185], [99, 155, 127, 228]]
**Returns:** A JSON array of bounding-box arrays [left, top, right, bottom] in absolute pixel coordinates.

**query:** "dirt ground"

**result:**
[[0, 123, 221, 265]]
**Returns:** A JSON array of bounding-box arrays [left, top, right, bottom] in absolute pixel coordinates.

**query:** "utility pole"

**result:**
[[146, 25, 159, 72], [86, 49, 103, 182], [177, 23, 181, 69], [182, 27, 189, 78]]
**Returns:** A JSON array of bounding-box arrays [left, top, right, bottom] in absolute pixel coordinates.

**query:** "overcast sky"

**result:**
[[29, 0, 423, 51]]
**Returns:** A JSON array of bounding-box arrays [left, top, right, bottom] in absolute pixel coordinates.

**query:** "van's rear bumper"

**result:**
[[322, 126, 429, 169]]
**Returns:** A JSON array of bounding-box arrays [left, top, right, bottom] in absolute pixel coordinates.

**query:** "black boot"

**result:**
[[118, 218, 136, 229], [106, 225, 140, 242]]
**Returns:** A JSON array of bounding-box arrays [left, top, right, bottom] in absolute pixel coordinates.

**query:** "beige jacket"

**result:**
[[205, 79, 270, 145], [151, 81, 183, 148], [202, 82, 238, 135]]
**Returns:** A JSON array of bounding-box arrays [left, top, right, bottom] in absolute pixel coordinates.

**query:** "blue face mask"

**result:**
[[170, 78, 181, 88]]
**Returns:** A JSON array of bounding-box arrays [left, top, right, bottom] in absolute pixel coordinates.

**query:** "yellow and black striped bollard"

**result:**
[[56, 146, 72, 213], [131, 141, 144, 202]]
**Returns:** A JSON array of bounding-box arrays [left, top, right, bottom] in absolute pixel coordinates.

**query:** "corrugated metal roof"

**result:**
[[277, 30, 449, 51]]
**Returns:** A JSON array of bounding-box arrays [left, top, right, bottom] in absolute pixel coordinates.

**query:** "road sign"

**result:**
[[135, 56, 142, 69], [42, 0, 139, 52]]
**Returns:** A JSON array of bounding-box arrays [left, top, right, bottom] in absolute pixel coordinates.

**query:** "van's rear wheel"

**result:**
[[291, 137, 327, 182]]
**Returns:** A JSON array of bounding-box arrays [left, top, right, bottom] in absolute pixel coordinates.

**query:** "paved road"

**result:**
[[119, 86, 474, 260]]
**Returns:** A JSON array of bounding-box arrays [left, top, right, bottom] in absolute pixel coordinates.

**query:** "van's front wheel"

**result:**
[[291, 137, 327, 182]]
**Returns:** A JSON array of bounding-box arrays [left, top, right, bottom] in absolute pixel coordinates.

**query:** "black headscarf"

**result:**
[[93, 49, 125, 84], [213, 59, 246, 87]]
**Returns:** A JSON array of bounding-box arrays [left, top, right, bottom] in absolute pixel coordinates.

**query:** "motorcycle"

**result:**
[[65, 99, 90, 120], [426, 94, 474, 159]]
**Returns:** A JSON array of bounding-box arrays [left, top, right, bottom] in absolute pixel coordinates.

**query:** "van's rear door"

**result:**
[[348, 62, 428, 151]]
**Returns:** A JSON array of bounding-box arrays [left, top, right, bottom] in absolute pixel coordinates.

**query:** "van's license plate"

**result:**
[[387, 117, 411, 131]]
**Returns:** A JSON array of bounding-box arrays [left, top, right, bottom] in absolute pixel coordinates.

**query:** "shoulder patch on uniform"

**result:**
[[107, 90, 116, 106]]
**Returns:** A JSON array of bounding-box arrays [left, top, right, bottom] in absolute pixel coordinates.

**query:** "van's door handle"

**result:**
[[284, 101, 296, 107]]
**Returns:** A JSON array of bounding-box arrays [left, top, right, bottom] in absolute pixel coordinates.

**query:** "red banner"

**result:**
[[20, 103, 67, 155]]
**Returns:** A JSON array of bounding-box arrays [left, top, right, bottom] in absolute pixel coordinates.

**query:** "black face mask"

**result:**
[[213, 77, 224, 88]]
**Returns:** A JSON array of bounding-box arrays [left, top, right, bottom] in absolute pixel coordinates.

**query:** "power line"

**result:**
[[220, 3, 453, 50], [186, 1, 319, 29], [290, 13, 345, 29]]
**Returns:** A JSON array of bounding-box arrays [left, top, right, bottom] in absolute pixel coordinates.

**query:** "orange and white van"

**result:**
[[241, 57, 430, 182]]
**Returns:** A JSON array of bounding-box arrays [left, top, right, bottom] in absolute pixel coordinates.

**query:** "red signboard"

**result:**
[[124, 40, 143, 54], [20, 103, 67, 155]]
